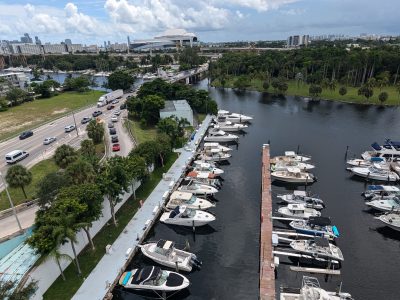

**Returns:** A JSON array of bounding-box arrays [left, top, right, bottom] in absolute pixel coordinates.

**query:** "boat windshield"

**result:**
[[181, 208, 196, 218], [186, 196, 197, 204]]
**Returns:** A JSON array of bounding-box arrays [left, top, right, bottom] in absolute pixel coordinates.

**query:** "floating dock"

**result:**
[[260, 144, 275, 300]]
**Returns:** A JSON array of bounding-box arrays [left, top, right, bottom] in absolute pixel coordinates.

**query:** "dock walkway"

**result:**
[[260, 144, 275, 300], [72, 115, 212, 300]]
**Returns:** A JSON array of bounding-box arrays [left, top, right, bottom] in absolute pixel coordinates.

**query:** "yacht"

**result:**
[[365, 197, 400, 212], [290, 237, 344, 262], [139, 240, 201, 272], [166, 191, 215, 210], [212, 121, 248, 132], [217, 110, 253, 123], [361, 140, 400, 161], [278, 203, 321, 219], [272, 160, 315, 171], [277, 191, 324, 210], [271, 167, 315, 184], [119, 266, 190, 291], [160, 206, 216, 227], [203, 142, 231, 153], [178, 181, 218, 195], [349, 165, 399, 181], [271, 151, 312, 164], [363, 185, 400, 199], [280, 276, 353, 300], [376, 213, 400, 232], [185, 172, 222, 189], [197, 152, 231, 162], [192, 162, 224, 175], [346, 156, 386, 167], [204, 129, 239, 143], [289, 217, 339, 240]]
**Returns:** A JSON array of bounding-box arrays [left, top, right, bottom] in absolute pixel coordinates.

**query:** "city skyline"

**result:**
[[0, 0, 399, 44]]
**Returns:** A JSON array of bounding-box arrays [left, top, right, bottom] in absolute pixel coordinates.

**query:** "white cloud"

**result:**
[[236, 10, 245, 19], [65, 3, 106, 35], [220, 0, 299, 12], [281, 8, 305, 15]]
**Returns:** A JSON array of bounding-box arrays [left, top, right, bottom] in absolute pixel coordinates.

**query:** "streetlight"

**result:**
[[0, 171, 22, 232], [72, 110, 79, 137]]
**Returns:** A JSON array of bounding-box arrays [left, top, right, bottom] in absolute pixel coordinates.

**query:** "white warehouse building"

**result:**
[[159, 100, 194, 126]]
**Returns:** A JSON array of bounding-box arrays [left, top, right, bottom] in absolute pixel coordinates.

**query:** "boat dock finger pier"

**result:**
[[260, 144, 276, 299]]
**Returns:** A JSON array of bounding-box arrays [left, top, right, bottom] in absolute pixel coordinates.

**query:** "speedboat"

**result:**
[[272, 160, 315, 171], [185, 172, 222, 189], [160, 206, 216, 227], [290, 237, 344, 262], [278, 203, 321, 219], [289, 217, 339, 240], [280, 276, 353, 300], [365, 197, 400, 212], [363, 185, 400, 199], [277, 191, 324, 210], [213, 121, 248, 132], [346, 156, 386, 167], [271, 167, 315, 184], [178, 181, 218, 195], [361, 139, 400, 161], [119, 266, 190, 291], [349, 164, 399, 182], [203, 142, 231, 153], [197, 152, 231, 162], [166, 191, 215, 210], [217, 110, 253, 123], [139, 240, 202, 272], [271, 151, 311, 164], [204, 129, 239, 143], [376, 213, 400, 231], [192, 162, 224, 175]]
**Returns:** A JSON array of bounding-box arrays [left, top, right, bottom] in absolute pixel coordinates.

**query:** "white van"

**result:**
[[5, 150, 29, 164]]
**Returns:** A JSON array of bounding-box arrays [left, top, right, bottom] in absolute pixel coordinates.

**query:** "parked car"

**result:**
[[19, 130, 33, 140], [64, 125, 76, 133], [81, 117, 92, 124], [111, 99, 119, 104], [43, 137, 56, 145], [92, 110, 102, 117], [107, 104, 115, 110], [111, 135, 119, 143], [113, 109, 121, 116], [109, 128, 117, 135], [5, 150, 29, 164], [111, 116, 118, 122], [108, 122, 114, 128], [112, 143, 120, 152]]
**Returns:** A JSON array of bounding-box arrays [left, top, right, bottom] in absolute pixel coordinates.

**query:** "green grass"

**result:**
[[0, 91, 104, 141], [126, 119, 158, 144], [43, 153, 179, 300], [0, 159, 58, 210], [212, 77, 400, 105]]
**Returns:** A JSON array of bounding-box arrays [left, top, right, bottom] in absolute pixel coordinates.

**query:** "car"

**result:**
[[81, 117, 92, 124], [111, 99, 119, 104], [107, 104, 115, 110], [43, 137, 56, 145], [111, 135, 119, 143], [112, 143, 120, 152], [108, 122, 114, 128], [5, 150, 29, 164], [109, 128, 117, 135], [92, 110, 102, 117], [113, 109, 121, 116], [111, 116, 118, 122], [19, 130, 33, 140], [120, 103, 127, 110], [64, 125, 76, 133]]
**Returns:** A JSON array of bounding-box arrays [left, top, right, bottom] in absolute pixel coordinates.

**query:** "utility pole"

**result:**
[[72, 110, 79, 137], [0, 172, 22, 232]]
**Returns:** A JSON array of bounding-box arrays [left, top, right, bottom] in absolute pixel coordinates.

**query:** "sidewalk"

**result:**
[[0, 205, 38, 240]]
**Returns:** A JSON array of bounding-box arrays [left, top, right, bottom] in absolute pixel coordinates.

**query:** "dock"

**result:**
[[72, 115, 212, 300], [260, 144, 275, 300]]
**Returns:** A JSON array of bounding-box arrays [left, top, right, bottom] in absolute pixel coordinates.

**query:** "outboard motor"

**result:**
[[190, 255, 203, 269]]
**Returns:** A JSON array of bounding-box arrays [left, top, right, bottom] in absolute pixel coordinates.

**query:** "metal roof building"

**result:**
[[160, 100, 194, 125]]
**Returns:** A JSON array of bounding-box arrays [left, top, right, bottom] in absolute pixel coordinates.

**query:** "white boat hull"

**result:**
[[271, 173, 315, 183], [350, 167, 399, 182], [160, 212, 215, 227]]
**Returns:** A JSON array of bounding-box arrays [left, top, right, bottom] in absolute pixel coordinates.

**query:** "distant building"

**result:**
[[83, 45, 99, 53], [159, 100, 194, 126], [0, 72, 30, 96], [20, 33, 33, 43], [287, 35, 309, 48], [65, 39, 72, 45], [67, 44, 84, 53], [35, 36, 41, 45], [11, 43, 43, 55], [110, 43, 128, 52], [43, 44, 68, 54]]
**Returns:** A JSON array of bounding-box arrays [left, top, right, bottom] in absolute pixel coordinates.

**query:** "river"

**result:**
[[114, 79, 400, 300]]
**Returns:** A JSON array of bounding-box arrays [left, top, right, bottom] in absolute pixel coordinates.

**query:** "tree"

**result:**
[[154, 134, 172, 167], [107, 71, 134, 91], [233, 76, 251, 90], [126, 154, 147, 199], [309, 84, 322, 98], [5, 165, 32, 199], [54, 144, 78, 169], [6, 88, 26, 106], [33, 80, 60, 98], [0, 97, 9, 111], [48, 247, 73, 281], [339, 86, 347, 96], [87, 120, 104, 144], [0, 279, 37, 300], [64, 76, 91, 92], [130, 141, 159, 167], [36, 172, 70, 209], [157, 117, 180, 143], [378, 91, 388, 104], [128, 95, 165, 125], [65, 159, 96, 185], [32, 67, 41, 81], [263, 81, 270, 91], [358, 85, 374, 101], [80, 139, 98, 167], [277, 82, 288, 94]]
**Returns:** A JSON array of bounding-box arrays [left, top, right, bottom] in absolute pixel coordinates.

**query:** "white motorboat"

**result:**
[[185, 172, 221, 189], [271, 167, 315, 184], [139, 240, 202, 272], [204, 129, 239, 143], [376, 213, 400, 231], [289, 217, 339, 240], [290, 237, 344, 261], [217, 110, 253, 123], [365, 197, 400, 212], [361, 139, 400, 161], [278, 203, 321, 219], [213, 121, 248, 132], [277, 191, 324, 210], [203, 142, 231, 153], [160, 206, 215, 227], [197, 152, 231, 162], [192, 162, 224, 175], [166, 191, 215, 210], [271, 151, 311, 164], [119, 266, 190, 291], [178, 181, 218, 195], [363, 185, 400, 199], [349, 165, 399, 182], [346, 156, 386, 167], [280, 276, 353, 300], [271, 160, 315, 171]]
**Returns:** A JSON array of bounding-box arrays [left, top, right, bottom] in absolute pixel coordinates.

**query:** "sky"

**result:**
[[0, 0, 399, 44]]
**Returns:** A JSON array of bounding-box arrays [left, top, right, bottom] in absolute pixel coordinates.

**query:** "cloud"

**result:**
[[236, 10, 245, 19], [65, 3, 106, 35], [220, 0, 300, 12]]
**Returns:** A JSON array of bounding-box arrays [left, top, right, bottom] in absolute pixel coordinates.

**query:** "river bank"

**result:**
[[211, 77, 400, 106]]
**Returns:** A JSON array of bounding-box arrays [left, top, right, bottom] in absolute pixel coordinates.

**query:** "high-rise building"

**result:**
[[65, 39, 72, 45], [35, 36, 41, 45], [20, 33, 33, 43], [287, 34, 309, 48], [104, 41, 107, 49]]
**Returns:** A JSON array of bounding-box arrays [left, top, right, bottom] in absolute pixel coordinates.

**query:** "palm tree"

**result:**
[[87, 120, 104, 144], [5, 165, 32, 199], [54, 223, 82, 275], [54, 144, 78, 169], [48, 245, 73, 281], [65, 159, 96, 185]]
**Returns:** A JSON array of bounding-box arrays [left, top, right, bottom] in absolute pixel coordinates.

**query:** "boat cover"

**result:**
[[370, 157, 384, 162], [132, 266, 161, 284], [314, 237, 330, 248], [371, 142, 382, 151], [386, 139, 400, 147], [166, 272, 184, 287], [169, 206, 180, 218], [309, 216, 331, 226]]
